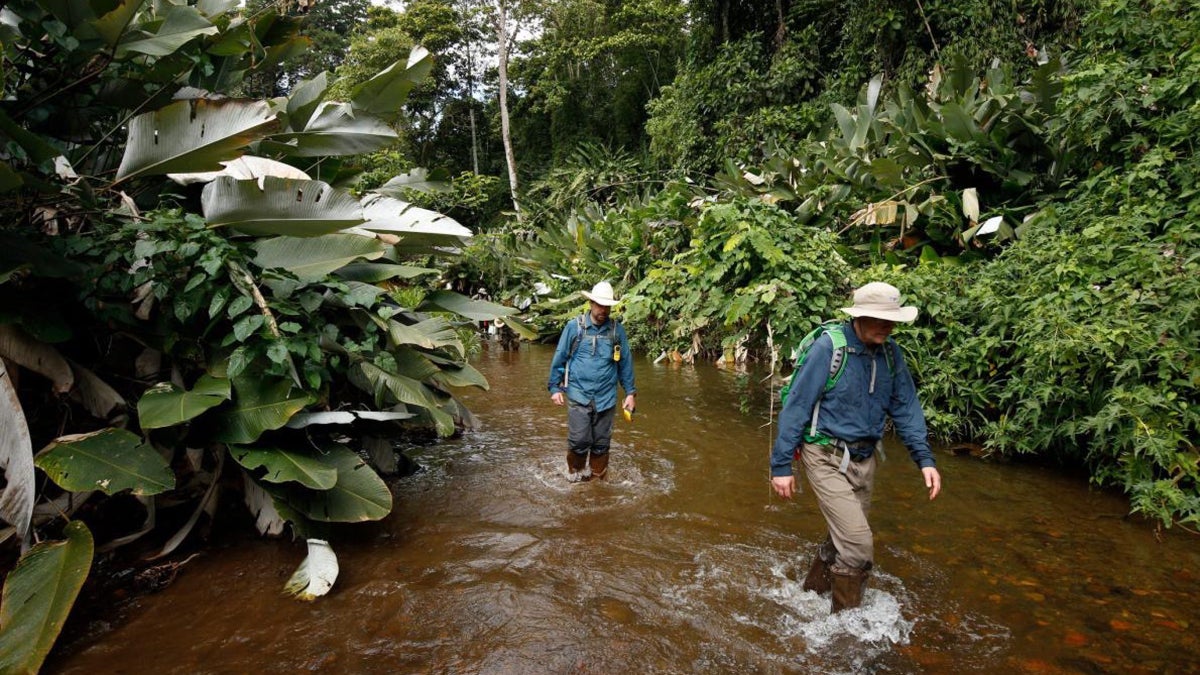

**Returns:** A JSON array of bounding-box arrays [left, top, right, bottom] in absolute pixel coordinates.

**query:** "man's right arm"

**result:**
[[770, 337, 834, 477], [547, 322, 574, 394]]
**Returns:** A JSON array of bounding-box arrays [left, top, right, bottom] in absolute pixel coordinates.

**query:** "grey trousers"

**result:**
[[567, 400, 615, 456], [801, 442, 877, 570]]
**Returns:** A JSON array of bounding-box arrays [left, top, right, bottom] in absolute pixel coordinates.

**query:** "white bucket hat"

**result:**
[[581, 281, 618, 306], [841, 282, 919, 323]]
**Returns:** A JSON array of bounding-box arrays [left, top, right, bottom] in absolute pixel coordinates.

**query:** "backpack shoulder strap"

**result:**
[[822, 322, 849, 391], [566, 314, 587, 361]]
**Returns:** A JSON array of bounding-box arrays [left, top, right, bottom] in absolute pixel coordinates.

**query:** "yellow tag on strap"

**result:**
[[613, 344, 621, 362]]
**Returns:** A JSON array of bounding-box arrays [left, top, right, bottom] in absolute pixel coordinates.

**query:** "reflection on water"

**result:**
[[49, 344, 1200, 674]]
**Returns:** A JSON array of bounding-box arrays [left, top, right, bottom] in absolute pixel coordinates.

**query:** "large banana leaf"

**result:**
[[279, 445, 392, 522], [91, 0, 151, 48], [0, 362, 33, 539], [351, 361, 441, 411], [116, 5, 218, 57], [419, 290, 517, 321], [360, 194, 472, 243], [335, 262, 437, 283], [374, 168, 452, 196], [228, 445, 337, 490], [431, 362, 489, 390], [349, 46, 433, 118], [370, 315, 463, 354], [137, 374, 231, 429], [115, 99, 277, 182], [286, 72, 330, 131], [212, 377, 314, 444], [251, 234, 386, 283], [203, 177, 365, 237], [168, 156, 311, 185], [36, 428, 174, 496], [266, 102, 398, 157], [0, 521, 93, 675]]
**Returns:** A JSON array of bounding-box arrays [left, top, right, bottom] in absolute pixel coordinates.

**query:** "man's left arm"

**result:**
[[617, 324, 636, 410], [888, 342, 941, 500]]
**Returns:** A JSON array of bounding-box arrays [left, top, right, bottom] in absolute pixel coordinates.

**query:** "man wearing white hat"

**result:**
[[769, 282, 941, 613], [548, 281, 637, 482]]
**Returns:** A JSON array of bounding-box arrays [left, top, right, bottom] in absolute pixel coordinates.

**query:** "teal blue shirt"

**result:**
[[548, 314, 636, 411]]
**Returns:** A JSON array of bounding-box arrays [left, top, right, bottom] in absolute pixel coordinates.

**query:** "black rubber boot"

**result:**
[[830, 566, 869, 613], [588, 452, 609, 480], [802, 554, 832, 594], [567, 451, 589, 482]]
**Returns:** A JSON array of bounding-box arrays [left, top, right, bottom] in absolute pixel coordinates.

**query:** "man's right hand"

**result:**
[[771, 475, 796, 499], [551, 392, 565, 406]]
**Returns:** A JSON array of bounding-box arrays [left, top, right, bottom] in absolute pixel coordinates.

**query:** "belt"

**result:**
[[827, 438, 876, 474]]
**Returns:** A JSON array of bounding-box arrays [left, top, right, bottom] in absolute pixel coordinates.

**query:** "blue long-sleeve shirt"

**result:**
[[770, 321, 934, 477], [547, 314, 636, 411]]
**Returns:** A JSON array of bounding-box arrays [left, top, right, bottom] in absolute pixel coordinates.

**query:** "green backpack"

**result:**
[[779, 321, 849, 405]]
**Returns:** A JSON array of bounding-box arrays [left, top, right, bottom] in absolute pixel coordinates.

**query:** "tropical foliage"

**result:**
[[0, 1, 511, 669]]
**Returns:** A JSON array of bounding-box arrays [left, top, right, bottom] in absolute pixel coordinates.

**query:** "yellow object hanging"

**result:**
[[613, 344, 621, 362]]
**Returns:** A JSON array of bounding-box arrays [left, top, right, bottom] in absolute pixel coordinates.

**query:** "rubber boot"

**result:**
[[802, 553, 833, 594], [566, 451, 589, 482], [588, 452, 609, 481], [830, 566, 869, 613]]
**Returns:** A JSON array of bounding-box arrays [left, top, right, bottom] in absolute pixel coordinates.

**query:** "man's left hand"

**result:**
[[922, 467, 941, 501]]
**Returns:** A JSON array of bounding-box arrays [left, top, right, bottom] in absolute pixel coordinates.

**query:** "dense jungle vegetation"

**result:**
[[0, 0, 1196, 670]]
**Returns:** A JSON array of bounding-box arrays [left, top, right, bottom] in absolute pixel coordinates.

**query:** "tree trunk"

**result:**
[[496, 0, 521, 216]]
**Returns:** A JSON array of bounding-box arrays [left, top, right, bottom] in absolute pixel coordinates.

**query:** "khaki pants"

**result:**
[[801, 442, 876, 570]]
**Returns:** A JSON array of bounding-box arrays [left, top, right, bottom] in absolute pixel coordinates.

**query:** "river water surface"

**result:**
[[50, 344, 1200, 674]]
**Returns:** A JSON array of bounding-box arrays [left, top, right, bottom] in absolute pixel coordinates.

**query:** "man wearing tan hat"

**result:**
[[769, 282, 941, 613], [548, 281, 637, 482]]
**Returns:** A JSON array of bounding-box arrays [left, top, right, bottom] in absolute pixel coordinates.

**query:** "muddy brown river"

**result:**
[[48, 344, 1200, 674]]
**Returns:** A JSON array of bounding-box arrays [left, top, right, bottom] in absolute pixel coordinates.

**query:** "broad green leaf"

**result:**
[[35, 429, 174, 496], [335, 262, 437, 282], [229, 445, 337, 490], [419, 290, 516, 321], [197, 0, 239, 19], [349, 46, 433, 118], [500, 314, 538, 341], [91, 0, 149, 48], [168, 156, 310, 185], [116, 5, 218, 57], [374, 168, 453, 196], [281, 446, 392, 522], [252, 234, 385, 282], [0, 521, 93, 675], [115, 99, 277, 182], [0, 361, 33, 538], [267, 102, 398, 157], [137, 374, 231, 429], [432, 362, 489, 390], [286, 72, 329, 130], [212, 377, 314, 444], [0, 109, 60, 165], [351, 361, 441, 411], [203, 177, 365, 237], [359, 195, 472, 243], [375, 316, 462, 354]]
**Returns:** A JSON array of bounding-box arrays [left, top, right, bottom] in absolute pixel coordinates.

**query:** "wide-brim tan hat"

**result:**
[[841, 282, 919, 322], [581, 281, 618, 306]]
